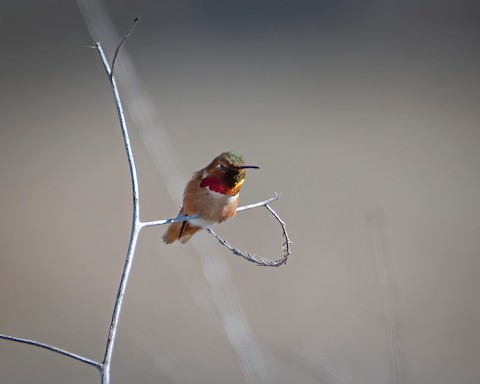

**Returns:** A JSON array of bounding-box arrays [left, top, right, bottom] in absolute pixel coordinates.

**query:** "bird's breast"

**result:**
[[194, 188, 239, 223]]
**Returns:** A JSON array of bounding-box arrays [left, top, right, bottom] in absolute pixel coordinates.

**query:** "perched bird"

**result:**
[[163, 151, 259, 244]]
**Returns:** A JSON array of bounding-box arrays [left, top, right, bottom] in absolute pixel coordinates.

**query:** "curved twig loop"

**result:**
[[206, 195, 292, 267]]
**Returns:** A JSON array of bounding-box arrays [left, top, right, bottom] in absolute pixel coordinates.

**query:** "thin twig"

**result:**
[[236, 193, 280, 212], [0, 333, 102, 370], [110, 16, 139, 74], [141, 214, 199, 228], [207, 202, 291, 267], [140, 194, 280, 228], [265, 203, 292, 258], [141, 193, 290, 267]]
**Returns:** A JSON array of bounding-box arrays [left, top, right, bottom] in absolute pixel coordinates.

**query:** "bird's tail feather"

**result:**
[[162, 221, 202, 244]]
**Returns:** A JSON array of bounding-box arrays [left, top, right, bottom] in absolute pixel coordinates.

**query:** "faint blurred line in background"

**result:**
[[367, 209, 405, 384]]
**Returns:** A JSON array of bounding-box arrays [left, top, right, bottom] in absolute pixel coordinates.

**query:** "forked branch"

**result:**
[[0, 17, 291, 384]]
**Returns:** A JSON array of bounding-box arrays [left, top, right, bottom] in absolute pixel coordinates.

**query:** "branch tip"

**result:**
[[111, 17, 140, 73]]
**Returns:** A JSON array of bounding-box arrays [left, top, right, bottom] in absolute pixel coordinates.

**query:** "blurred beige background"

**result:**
[[1, 1, 480, 383]]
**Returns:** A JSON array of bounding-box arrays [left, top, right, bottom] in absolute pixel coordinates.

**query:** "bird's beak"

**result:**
[[236, 165, 259, 170]]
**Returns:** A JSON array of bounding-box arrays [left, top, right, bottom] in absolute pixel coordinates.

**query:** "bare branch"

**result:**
[[0, 21, 142, 384], [140, 194, 280, 228], [141, 214, 199, 228], [140, 193, 290, 267], [110, 17, 140, 74], [265, 203, 292, 259], [236, 193, 280, 212], [0, 333, 102, 370], [95, 37, 142, 384], [206, 202, 291, 267]]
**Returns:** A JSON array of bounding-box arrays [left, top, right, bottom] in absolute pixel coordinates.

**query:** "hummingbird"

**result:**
[[163, 151, 259, 244]]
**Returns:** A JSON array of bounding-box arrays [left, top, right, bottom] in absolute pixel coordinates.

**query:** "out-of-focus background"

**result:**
[[1, 1, 480, 383]]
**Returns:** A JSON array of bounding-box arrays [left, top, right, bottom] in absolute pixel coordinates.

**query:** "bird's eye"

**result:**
[[217, 164, 226, 170]]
